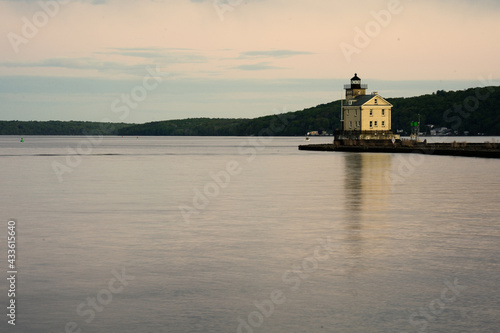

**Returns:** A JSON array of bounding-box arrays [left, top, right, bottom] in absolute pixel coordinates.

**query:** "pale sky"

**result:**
[[1, 0, 499, 123]]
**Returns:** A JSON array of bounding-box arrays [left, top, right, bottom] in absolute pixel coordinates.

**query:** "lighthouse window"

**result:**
[[382, 109, 385, 116], [375, 99, 378, 104], [349, 121, 353, 129], [374, 121, 378, 127], [370, 109, 373, 116], [382, 121, 385, 127], [370, 121, 373, 128]]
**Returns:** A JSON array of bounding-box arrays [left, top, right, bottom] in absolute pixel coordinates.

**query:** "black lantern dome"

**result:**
[[350, 73, 361, 88]]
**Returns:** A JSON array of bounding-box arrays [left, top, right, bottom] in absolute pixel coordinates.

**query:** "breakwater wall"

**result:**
[[298, 141, 500, 159]]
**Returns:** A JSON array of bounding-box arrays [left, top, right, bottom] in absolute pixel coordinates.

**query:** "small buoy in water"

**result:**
[[20, 137, 24, 142]]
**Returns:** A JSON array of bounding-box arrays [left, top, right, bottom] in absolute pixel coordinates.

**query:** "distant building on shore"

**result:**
[[335, 74, 400, 141]]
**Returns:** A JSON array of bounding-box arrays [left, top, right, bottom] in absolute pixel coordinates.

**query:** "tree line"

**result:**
[[1, 86, 499, 136], [0, 121, 129, 135]]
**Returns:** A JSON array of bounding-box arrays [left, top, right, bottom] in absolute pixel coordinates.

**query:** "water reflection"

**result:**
[[343, 153, 393, 252]]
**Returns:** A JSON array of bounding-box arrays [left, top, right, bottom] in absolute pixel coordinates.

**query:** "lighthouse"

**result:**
[[337, 73, 400, 142]]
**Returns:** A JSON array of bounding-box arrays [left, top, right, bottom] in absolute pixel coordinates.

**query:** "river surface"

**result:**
[[0, 136, 499, 333]]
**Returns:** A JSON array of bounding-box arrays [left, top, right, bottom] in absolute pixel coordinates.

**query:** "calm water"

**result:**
[[0, 136, 499, 333]]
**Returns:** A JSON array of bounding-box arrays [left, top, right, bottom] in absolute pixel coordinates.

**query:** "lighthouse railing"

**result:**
[[344, 84, 368, 89]]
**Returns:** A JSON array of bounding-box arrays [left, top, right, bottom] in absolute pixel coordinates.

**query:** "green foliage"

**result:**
[[117, 118, 247, 136], [1, 86, 499, 136], [389, 86, 500, 135], [0, 120, 129, 135]]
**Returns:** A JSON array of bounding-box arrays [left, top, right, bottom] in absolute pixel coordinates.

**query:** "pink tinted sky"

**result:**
[[0, 0, 499, 123]]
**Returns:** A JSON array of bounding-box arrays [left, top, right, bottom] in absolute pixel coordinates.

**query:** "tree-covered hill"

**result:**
[[0, 120, 130, 135], [233, 101, 341, 136], [118, 85, 500, 136], [389, 86, 500, 135], [1, 85, 499, 136], [117, 118, 248, 136]]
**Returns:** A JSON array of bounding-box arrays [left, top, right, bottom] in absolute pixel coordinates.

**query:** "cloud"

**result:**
[[240, 49, 315, 59], [0, 58, 158, 76], [99, 48, 208, 63], [232, 62, 285, 71]]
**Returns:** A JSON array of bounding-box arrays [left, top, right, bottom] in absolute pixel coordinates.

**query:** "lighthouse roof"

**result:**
[[351, 73, 361, 81], [347, 94, 393, 107]]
